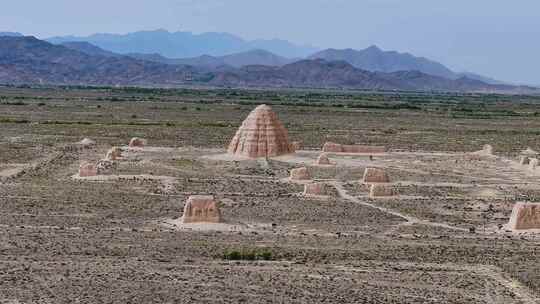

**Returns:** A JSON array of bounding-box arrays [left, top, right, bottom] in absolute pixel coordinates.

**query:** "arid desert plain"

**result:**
[[1, 86, 540, 303]]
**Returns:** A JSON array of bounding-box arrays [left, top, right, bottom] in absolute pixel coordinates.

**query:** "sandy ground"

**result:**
[[2, 144, 540, 303]]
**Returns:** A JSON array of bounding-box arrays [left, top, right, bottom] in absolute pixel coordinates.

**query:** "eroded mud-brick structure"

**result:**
[[315, 153, 332, 165], [79, 162, 98, 177], [129, 137, 147, 148], [181, 195, 223, 224], [322, 142, 386, 154], [228, 104, 294, 158], [106, 147, 123, 161], [303, 182, 331, 196], [362, 168, 390, 184], [369, 184, 395, 198], [290, 167, 311, 181], [508, 202, 540, 230]]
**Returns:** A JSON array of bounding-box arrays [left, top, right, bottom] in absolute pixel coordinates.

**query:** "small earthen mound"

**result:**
[[303, 182, 331, 196], [181, 195, 223, 224], [521, 147, 539, 156], [106, 147, 123, 161], [369, 184, 395, 198], [79, 162, 97, 177], [322, 142, 386, 154], [321, 142, 343, 153], [362, 168, 390, 184], [519, 156, 530, 165], [78, 138, 96, 147], [471, 144, 494, 156], [129, 137, 147, 148], [508, 202, 540, 230], [290, 167, 311, 181], [289, 141, 302, 152], [315, 153, 332, 165], [96, 159, 117, 175], [530, 158, 539, 170], [228, 104, 294, 158]]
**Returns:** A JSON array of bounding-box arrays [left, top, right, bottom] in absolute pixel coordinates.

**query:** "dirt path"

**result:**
[[331, 181, 468, 232]]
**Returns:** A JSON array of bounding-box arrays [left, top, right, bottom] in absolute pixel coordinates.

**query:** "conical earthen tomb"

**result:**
[[228, 104, 294, 158]]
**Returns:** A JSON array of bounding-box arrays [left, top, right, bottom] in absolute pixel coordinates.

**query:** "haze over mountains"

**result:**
[[47, 29, 508, 85], [47, 29, 317, 59], [0, 31, 535, 93]]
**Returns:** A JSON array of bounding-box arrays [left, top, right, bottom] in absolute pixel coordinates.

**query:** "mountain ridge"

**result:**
[[51, 31, 505, 85], [47, 29, 318, 59], [0, 36, 535, 94]]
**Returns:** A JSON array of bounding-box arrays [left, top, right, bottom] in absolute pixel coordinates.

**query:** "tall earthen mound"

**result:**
[[181, 195, 223, 224], [508, 202, 540, 230], [228, 104, 294, 158], [322, 142, 386, 154], [362, 168, 390, 184]]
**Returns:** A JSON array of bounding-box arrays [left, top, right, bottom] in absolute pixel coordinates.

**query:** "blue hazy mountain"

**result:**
[[0, 32, 23, 37], [309, 46, 455, 79], [308, 46, 508, 85], [47, 29, 318, 59], [1, 36, 534, 93]]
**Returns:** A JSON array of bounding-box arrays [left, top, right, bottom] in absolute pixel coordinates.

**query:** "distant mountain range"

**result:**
[[48, 30, 508, 85], [0, 36, 197, 86], [207, 59, 522, 92], [60, 41, 293, 69], [47, 29, 318, 59], [308, 47, 508, 85], [0, 32, 23, 37], [0, 35, 536, 93], [309, 46, 455, 79], [128, 49, 294, 68]]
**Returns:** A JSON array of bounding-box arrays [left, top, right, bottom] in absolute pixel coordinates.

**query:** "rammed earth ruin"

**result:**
[[228, 104, 294, 158]]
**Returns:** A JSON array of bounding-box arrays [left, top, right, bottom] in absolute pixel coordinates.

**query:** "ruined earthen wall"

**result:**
[[79, 162, 97, 177], [369, 184, 395, 198], [181, 195, 223, 224], [303, 182, 329, 196], [508, 202, 540, 230], [322, 142, 386, 154], [362, 168, 390, 184]]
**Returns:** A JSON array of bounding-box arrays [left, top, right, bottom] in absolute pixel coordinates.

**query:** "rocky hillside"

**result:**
[[209, 59, 526, 92], [0, 36, 197, 85]]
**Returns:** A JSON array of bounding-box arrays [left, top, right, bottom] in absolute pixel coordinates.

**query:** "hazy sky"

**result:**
[[2, 0, 539, 84]]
